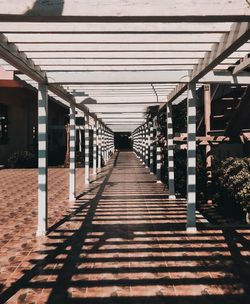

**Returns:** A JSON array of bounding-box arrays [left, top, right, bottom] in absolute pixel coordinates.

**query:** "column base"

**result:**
[[156, 180, 162, 184], [36, 228, 47, 237], [186, 227, 197, 234], [168, 195, 176, 200], [69, 196, 76, 202]]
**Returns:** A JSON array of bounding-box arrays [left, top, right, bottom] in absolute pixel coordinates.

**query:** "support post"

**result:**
[[84, 114, 90, 185], [92, 121, 97, 177], [186, 83, 197, 233], [69, 103, 76, 202], [145, 125, 149, 167], [149, 121, 154, 173], [204, 84, 212, 204], [97, 122, 102, 170], [37, 83, 48, 236], [79, 128, 82, 152], [156, 119, 162, 183], [166, 103, 176, 199]]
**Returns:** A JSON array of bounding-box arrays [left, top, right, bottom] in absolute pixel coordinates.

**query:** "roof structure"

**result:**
[[0, 0, 250, 132]]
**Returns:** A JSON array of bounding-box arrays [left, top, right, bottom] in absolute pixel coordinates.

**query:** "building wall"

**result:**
[[0, 86, 68, 165], [0, 87, 37, 163]]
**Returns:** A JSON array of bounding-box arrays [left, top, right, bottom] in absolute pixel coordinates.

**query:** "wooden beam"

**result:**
[[0, 1, 249, 22], [6, 33, 222, 44], [17, 43, 216, 52], [46, 70, 187, 84], [0, 22, 233, 33], [233, 57, 250, 75], [167, 22, 250, 103]]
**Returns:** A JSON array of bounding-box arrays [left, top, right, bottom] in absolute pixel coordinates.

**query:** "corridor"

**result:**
[[0, 152, 249, 303]]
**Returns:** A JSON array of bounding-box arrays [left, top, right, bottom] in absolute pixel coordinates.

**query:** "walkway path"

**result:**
[[0, 151, 250, 303]]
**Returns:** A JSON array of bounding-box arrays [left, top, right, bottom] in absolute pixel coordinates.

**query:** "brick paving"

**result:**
[[0, 151, 250, 303]]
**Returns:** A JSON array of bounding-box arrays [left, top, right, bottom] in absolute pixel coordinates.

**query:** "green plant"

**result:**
[[216, 157, 250, 222], [8, 150, 37, 168]]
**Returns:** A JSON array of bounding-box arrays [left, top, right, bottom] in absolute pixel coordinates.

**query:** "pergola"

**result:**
[[0, 0, 250, 235]]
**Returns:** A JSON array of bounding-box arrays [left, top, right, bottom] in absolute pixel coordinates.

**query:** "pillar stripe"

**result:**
[[37, 83, 48, 236], [166, 103, 176, 198], [92, 122, 97, 176], [69, 103, 76, 201], [84, 114, 89, 185], [149, 122, 154, 173], [156, 120, 162, 182], [187, 83, 197, 232], [97, 122, 102, 169]]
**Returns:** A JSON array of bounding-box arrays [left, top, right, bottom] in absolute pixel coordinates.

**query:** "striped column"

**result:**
[[149, 122, 154, 173], [139, 127, 143, 161], [92, 121, 97, 176], [37, 83, 48, 236], [69, 103, 76, 202], [186, 83, 197, 232], [145, 125, 149, 167], [84, 114, 90, 185], [78, 129, 82, 152], [97, 122, 102, 170], [142, 126, 146, 164], [156, 121, 162, 183], [166, 103, 176, 199]]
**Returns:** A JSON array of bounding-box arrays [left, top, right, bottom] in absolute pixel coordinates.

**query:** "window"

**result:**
[[0, 103, 8, 144]]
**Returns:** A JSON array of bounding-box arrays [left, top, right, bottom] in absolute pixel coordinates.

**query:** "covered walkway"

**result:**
[[0, 152, 250, 303]]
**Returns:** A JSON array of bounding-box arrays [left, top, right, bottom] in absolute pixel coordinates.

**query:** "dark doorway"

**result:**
[[114, 132, 132, 150]]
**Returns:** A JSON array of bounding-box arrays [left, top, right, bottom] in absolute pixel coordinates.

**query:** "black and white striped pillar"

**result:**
[[84, 114, 90, 185], [97, 122, 102, 170], [92, 121, 97, 176], [149, 122, 154, 173], [37, 83, 48, 236], [186, 83, 197, 232], [142, 125, 146, 164], [78, 128, 82, 152], [145, 125, 149, 168], [166, 103, 176, 199], [156, 119, 162, 183], [69, 103, 76, 202]]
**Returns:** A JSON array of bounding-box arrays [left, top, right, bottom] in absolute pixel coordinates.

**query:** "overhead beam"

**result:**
[[0, 33, 108, 129], [6, 33, 222, 43], [233, 57, 250, 75], [168, 22, 250, 103], [0, 22, 233, 33], [46, 70, 188, 84], [16, 43, 217, 52], [0, 0, 249, 22]]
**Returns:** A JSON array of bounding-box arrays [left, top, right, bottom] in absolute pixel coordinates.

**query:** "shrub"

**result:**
[[8, 150, 37, 168], [216, 157, 250, 221]]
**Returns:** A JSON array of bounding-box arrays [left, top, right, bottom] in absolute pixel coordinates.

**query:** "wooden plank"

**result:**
[[6, 33, 222, 43], [0, 1, 249, 22], [0, 22, 233, 33]]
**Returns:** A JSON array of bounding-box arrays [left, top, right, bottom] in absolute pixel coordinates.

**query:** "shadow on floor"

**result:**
[[0, 152, 250, 304]]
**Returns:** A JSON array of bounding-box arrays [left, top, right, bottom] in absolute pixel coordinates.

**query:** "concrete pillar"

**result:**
[[37, 83, 48, 236], [79, 128, 82, 152], [92, 121, 97, 177], [166, 103, 176, 199], [149, 121, 154, 173], [204, 84, 212, 204], [84, 114, 90, 185], [145, 125, 149, 167], [156, 120, 162, 183], [97, 122, 102, 170], [142, 125, 146, 164], [186, 83, 197, 233], [69, 103, 76, 202]]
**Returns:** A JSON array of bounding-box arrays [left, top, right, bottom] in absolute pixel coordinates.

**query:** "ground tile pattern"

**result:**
[[0, 152, 250, 304]]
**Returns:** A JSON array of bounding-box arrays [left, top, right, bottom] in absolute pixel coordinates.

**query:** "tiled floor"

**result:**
[[0, 151, 250, 303]]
